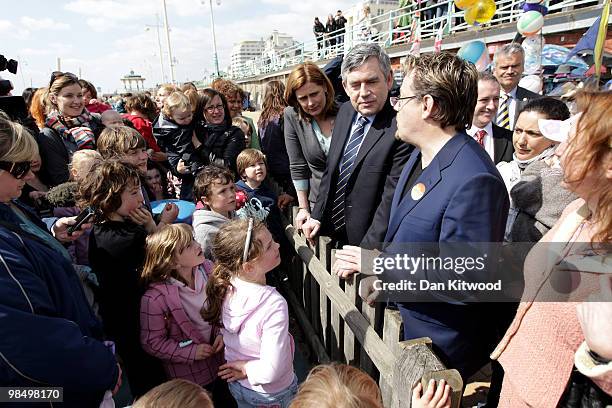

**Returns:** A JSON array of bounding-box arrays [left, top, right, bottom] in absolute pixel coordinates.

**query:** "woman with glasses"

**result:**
[[193, 88, 245, 177], [0, 113, 121, 405], [38, 72, 102, 187], [284, 62, 338, 229]]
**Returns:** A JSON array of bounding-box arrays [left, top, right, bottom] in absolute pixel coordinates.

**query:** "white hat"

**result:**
[[538, 113, 581, 143]]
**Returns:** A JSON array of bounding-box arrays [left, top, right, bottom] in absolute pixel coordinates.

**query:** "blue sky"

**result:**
[[2, 0, 357, 94]]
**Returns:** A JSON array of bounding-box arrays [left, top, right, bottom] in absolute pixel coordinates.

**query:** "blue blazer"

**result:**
[[384, 132, 509, 379]]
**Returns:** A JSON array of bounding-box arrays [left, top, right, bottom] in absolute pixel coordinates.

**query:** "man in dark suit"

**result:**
[[334, 53, 509, 380], [468, 72, 513, 164], [302, 43, 412, 248], [493, 43, 540, 131]]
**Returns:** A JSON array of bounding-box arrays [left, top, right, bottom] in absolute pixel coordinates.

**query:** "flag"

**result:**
[[565, 1, 610, 68], [434, 21, 446, 52], [594, 0, 610, 78]]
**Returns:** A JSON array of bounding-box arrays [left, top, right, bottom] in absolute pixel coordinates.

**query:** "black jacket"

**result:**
[[152, 113, 202, 175], [193, 122, 245, 177], [260, 116, 295, 196], [311, 101, 413, 248], [313, 21, 325, 37]]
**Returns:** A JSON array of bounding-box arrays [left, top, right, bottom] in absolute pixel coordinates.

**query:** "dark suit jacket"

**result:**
[[492, 124, 513, 164], [311, 101, 412, 247], [384, 133, 509, 379]]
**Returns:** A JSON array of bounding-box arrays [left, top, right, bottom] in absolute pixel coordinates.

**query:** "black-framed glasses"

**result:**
[[243, 218, 254, 262], [49, 71, 78, 87], [205, 104, 225, 114], [390, 95, 419, 111], [0, 161, 31, 179]]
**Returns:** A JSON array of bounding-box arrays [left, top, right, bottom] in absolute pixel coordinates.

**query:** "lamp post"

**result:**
[[202, 0, 221, 78], [161, 0, 176, 84], [145, 13, 166, 84]]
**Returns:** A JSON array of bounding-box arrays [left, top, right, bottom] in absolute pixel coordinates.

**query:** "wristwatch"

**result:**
[[575, 341, 612, 378]]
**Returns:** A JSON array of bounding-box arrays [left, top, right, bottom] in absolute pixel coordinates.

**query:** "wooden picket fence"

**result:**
[[282, 208, 463, 408]]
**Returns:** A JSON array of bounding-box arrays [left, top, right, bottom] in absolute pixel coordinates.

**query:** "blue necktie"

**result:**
[[331, 115, 369, 231]]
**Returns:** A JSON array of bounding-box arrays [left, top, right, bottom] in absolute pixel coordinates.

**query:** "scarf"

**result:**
[[45, 110, 96, 150], [513, 145, 556, 171]]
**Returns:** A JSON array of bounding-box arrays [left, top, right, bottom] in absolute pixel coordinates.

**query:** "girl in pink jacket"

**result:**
[[203, 218, 298, 408], [140, 223, 235, 406]]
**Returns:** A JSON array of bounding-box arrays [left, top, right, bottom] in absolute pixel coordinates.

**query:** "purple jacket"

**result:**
[[140, 262, 223, 386]]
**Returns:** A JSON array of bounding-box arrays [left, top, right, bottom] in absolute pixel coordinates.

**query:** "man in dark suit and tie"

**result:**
[[468, 72, 513, 164], [333, 53, 509, 381], [302, 43, 412, 248], [493, 43, 540, 131]]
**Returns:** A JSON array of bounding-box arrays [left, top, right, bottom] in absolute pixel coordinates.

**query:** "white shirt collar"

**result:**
[[467, 121, 493, 137]]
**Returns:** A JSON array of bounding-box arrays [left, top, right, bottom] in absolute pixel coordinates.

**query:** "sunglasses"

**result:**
[[0, 161, 31, 179], [49, 71, 79, 87]]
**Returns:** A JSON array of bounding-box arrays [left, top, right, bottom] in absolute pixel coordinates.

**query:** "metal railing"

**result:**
[[229, 0, 599, 80]]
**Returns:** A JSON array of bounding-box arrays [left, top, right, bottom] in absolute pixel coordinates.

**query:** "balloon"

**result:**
[[151, 199, 196, 224], [457, 40, 491, 71], [522, 35, 545, 74], [464, 0, 497, 26], [517, 10, 544, 36], [522, 3, 548, 15], [454, 0, 478, 10]]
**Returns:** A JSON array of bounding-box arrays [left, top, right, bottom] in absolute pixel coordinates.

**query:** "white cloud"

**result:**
[[20, 16, 70, 30]]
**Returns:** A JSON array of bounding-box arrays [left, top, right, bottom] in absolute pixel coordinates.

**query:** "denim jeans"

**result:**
[[228, 375, 298, 408]]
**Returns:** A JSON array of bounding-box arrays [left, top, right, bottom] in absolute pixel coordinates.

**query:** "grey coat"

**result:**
[[283, 106, 329, 205]]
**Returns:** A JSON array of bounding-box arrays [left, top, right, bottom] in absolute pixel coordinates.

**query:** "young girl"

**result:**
[[203, 219, 298, 407], [140, 223, 234, 407], [79, 159, 167, 398]]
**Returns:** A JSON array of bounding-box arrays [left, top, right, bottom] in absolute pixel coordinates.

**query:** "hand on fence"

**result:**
[[295, 208, 310, 229], [333, 245, 362, 277], [212, 334, 224, 354], [358, 275, 380, 306], [411, 379, 451, 408], [301, 217, 321, 244], [277, 193, 295, 209]]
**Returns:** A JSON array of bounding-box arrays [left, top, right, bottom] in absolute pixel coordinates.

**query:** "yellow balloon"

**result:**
[[464, 0, 497, 25], [454, 0, 478, 10]]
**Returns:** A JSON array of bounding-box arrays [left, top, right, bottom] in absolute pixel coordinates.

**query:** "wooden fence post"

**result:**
[[330, 249, 343, 360], [318, 236, 332, 352], [380, 309, 403, 407], [391, 338, 463, 408]]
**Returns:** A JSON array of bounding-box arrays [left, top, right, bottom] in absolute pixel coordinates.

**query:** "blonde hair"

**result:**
[[142, 224, 196, 285], [202, 219, 267, 325], [290, 363, 383, 408], [132, 378, 213, 408], [0, 112, 39, 162], [162, 91, 192, 118], [236, 148, 267, 179], [157, 83, 179, 96], [97, 126, 146, 158], [232, 116, 251, 134], [46, 73, 81, 111], [70, 149, 102, 182]]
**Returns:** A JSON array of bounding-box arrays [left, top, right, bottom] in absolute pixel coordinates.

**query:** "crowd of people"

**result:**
[[0, 38, 610, 408]]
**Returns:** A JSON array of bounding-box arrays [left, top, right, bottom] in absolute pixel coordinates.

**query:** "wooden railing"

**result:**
[[282, 208, 463, 408]]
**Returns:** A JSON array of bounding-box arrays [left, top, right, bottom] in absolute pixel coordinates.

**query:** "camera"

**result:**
[[0, 55, 18, 74]]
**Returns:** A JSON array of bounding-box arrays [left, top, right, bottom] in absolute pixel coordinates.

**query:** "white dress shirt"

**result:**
[[467, 122, 495, 161]]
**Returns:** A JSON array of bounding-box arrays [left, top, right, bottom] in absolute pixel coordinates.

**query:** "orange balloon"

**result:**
[[464, 0, 497, 25], [455, 0, 478, 10]]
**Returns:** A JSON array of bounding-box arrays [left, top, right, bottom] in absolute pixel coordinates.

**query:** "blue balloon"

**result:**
[[151, 199, 196, 224], [522, 3, 548, 15], [457, 40, 486, 64]]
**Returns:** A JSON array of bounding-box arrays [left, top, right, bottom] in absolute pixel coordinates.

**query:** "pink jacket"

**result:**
[[222, 277, 295, 394], [140, 263, 223, 386], [492, 200, 612, 407]]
